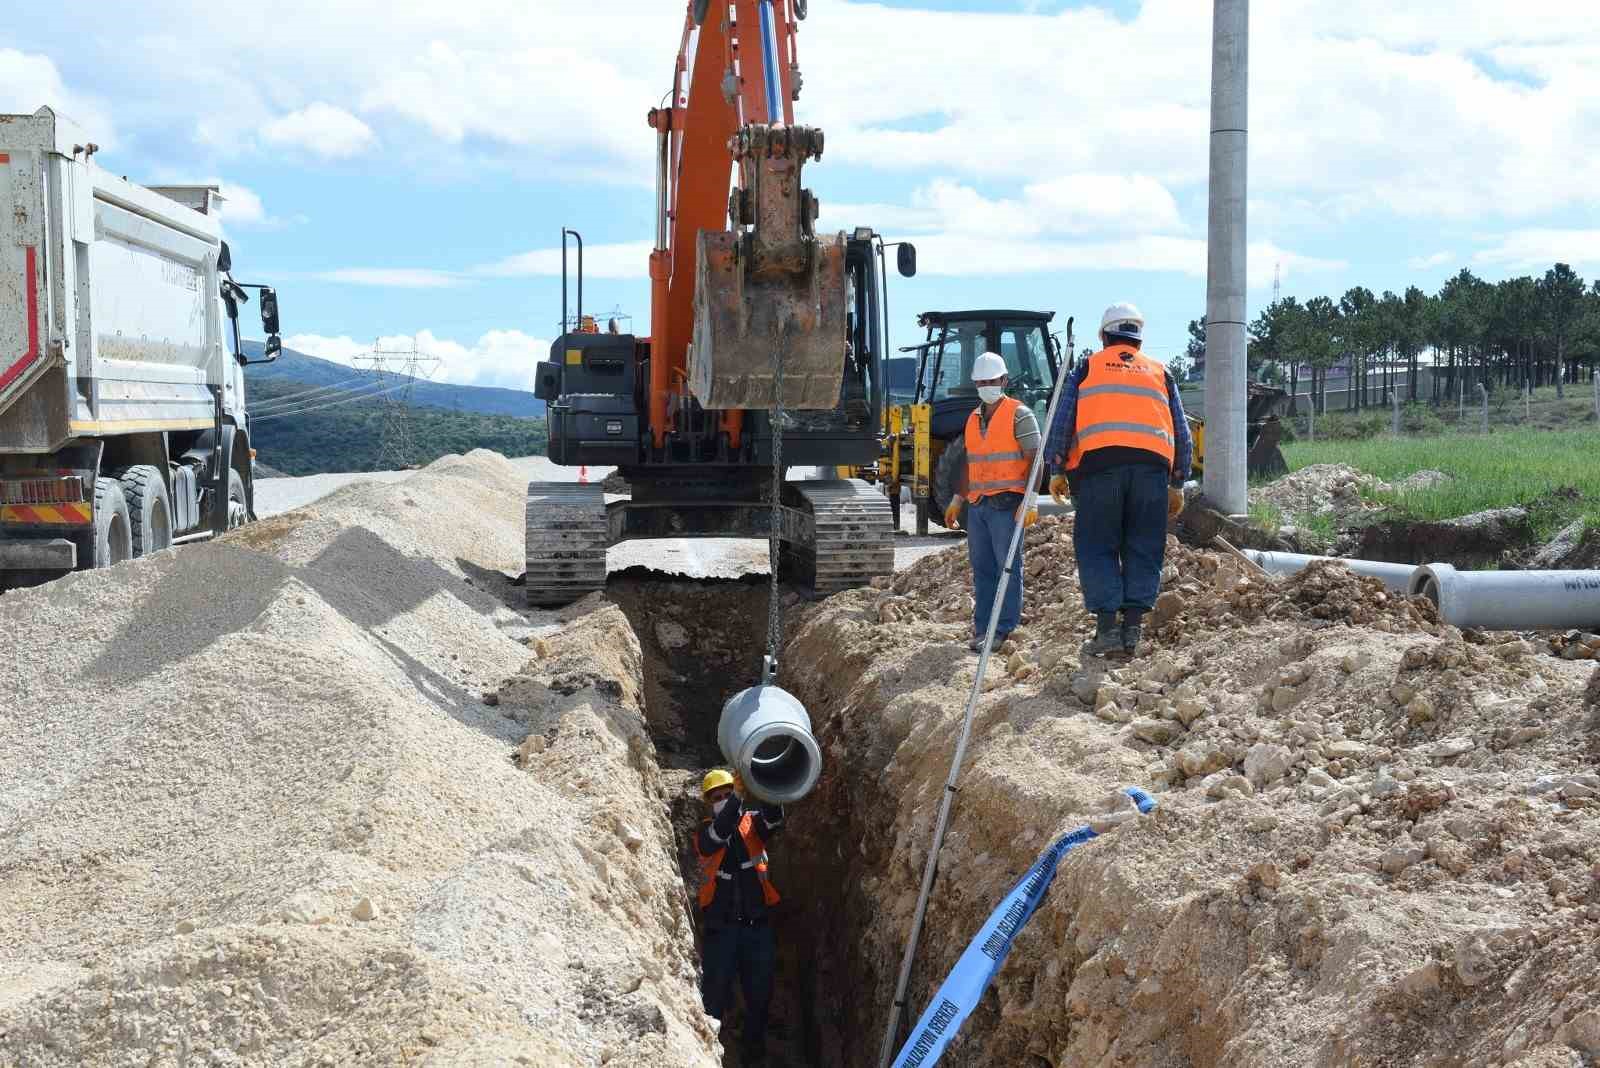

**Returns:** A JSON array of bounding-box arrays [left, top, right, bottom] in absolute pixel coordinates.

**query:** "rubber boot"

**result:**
[[1086, 613, 1123, 658], [1121, 609, 1145, 656]]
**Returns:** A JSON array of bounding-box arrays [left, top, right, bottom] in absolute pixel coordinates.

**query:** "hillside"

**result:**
[[241, 340, 545, 418], [246, 374, 547, 476]]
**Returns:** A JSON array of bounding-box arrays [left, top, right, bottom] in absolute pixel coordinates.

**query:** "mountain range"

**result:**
[[241, 340, 545, 417]]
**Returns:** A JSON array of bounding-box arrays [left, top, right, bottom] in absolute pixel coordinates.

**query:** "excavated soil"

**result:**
[[7, 450, 1599, 1067], [780, 515, 1600, 1067]]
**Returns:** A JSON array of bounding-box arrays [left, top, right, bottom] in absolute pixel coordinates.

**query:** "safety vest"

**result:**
[[964, 395, 1031, 503], [1065, 345, 1176, 472], [696, 811, 781, 909]]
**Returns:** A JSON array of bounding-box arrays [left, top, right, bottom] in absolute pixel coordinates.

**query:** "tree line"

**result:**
[[1180, 263, 1600, 413]]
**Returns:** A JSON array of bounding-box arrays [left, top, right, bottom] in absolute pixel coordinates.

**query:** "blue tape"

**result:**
[[891, 787, 1156, 1068]]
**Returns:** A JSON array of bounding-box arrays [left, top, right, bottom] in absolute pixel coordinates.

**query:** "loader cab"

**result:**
[[912, 310, 1059, 439]]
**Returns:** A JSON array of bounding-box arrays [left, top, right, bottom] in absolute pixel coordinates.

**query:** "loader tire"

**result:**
[[118, 465, 174, 557], [90, 477, 133, 569], [930, 437, 968, 531]]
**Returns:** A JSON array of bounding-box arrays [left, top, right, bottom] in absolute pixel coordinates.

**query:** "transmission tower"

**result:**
[[352, 341, 441, 471]]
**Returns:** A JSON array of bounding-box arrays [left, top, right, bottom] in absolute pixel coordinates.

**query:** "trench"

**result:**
[[608, 570, 866, 1068]]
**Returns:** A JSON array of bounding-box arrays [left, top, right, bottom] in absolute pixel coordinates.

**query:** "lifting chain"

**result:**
[[763, 328, 788, 686]]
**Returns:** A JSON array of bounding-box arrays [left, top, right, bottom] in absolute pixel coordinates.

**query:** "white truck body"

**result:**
[[0, 107, 279, 578], [0, 107, 242, 447]]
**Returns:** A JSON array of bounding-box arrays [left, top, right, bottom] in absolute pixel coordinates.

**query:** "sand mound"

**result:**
[[0, 451, 716, 1066]]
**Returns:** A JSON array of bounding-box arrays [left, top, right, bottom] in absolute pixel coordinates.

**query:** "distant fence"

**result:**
[[1181, 369, 1440, 421]]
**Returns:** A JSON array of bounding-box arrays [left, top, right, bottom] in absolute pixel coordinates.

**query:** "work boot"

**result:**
[[1085, 613, 1123, 658], [1121, 610, 1145, 656]]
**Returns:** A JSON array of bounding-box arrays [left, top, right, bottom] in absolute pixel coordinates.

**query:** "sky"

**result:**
[[4, 0, 1599, 388]]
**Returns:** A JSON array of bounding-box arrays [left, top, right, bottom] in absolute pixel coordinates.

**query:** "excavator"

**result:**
[[526, 0, 914, 606]]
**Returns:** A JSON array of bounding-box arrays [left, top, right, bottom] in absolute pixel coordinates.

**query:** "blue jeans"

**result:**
[[1071, 464, 1169, 615], [701, 922, 776, 1056], [967, 500, 1023, 638]]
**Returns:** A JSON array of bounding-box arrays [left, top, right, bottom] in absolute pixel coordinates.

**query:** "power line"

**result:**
[[249, 377, 420, 422], [249, 374, 383, 412]]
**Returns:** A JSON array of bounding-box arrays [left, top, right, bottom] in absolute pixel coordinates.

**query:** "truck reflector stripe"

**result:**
[[0, 246, 41, 392], [0, 503, 92, 526]]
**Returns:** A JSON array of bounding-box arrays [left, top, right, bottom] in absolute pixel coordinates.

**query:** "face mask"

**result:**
[[977, 385, 1004, 404], [712, 798, 730, 816]]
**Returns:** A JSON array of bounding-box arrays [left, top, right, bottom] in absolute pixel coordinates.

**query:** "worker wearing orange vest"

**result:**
[[942, 351, 1041, 651], [695, 768, 785, 1065], [1044, 304, 1193, 658]]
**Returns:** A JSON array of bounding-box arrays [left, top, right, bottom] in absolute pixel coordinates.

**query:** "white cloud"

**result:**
[[0, 49, 115, 146], [1472, 230, 1600, 271], [821, 179, 1339, 284], [475, 240, 654, 280], [1408, 250, 1456, 270], [313, 268, 464, 288], [260, 103, 377, 159], [214, 182, 269, 228], [284, 329, 548, 389]]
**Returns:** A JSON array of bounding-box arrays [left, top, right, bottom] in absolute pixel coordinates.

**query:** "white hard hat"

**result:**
[[971, 351, 1008, 381], [1100, 302, 1145, 341]]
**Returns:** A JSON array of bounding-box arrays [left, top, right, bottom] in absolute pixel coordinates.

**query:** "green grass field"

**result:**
[[1280, 427, 1600, 538]]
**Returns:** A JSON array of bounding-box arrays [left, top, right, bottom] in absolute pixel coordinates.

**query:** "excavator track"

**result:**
[[524, 482, 608, 607], [787, 479, 894, 596]]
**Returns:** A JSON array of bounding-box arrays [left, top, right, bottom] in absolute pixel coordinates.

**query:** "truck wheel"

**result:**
[[118, 465, 173, 557], [91, 477, 133, 569], [226, 466, 249, 529], [930, 437, 968, 530]]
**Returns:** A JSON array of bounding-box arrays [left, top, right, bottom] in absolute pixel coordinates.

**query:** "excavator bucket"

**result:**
[[689, 124, 848, 411]]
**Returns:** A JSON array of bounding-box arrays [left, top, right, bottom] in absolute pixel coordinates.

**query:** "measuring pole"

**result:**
[[875, 319, 1075, 1068]]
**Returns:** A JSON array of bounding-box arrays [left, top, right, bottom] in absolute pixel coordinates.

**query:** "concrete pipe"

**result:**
[[718, 684, 822, 804], [1410, 563, 1600, 630], [1242, 550, 1416, 593]]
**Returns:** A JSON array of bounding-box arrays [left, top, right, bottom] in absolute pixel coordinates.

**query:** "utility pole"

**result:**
[[354, 341, 441, 471], [1204, 0, 1249, 516]]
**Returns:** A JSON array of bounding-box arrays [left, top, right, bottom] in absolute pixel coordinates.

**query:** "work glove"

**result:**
[[1168, 486, 1185, 519], [1015, 505, 1038, 528], [943, 501, 962, 529], [732, 772, 747, 798], [1048, 474, 1068, 506]]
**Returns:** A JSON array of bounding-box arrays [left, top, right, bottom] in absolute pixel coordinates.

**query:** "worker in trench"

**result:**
[[695, 768, 785, 1066], [943, 351, 1041, 652], [1045, 303, 1192, 658]]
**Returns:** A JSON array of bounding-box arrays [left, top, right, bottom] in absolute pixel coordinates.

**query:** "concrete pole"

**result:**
[[1593, 363, 1599, 424], [1203, 0, 1248, 515]]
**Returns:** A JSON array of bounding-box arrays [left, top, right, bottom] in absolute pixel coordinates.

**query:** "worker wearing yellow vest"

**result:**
[[942, 351, 1041, 652], [1044, 304, 1193, 658], [694, 768, 785, 1065]]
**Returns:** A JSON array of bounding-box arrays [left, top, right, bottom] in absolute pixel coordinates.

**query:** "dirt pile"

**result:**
[[1252, 463, 1389, 522], [1529, 519, 1600, 571], [782, 516, 1600, 1066], [0, 450, 717, 1067]]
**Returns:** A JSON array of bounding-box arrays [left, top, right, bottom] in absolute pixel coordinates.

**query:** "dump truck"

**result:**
[[0, 107, 282, 589]]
